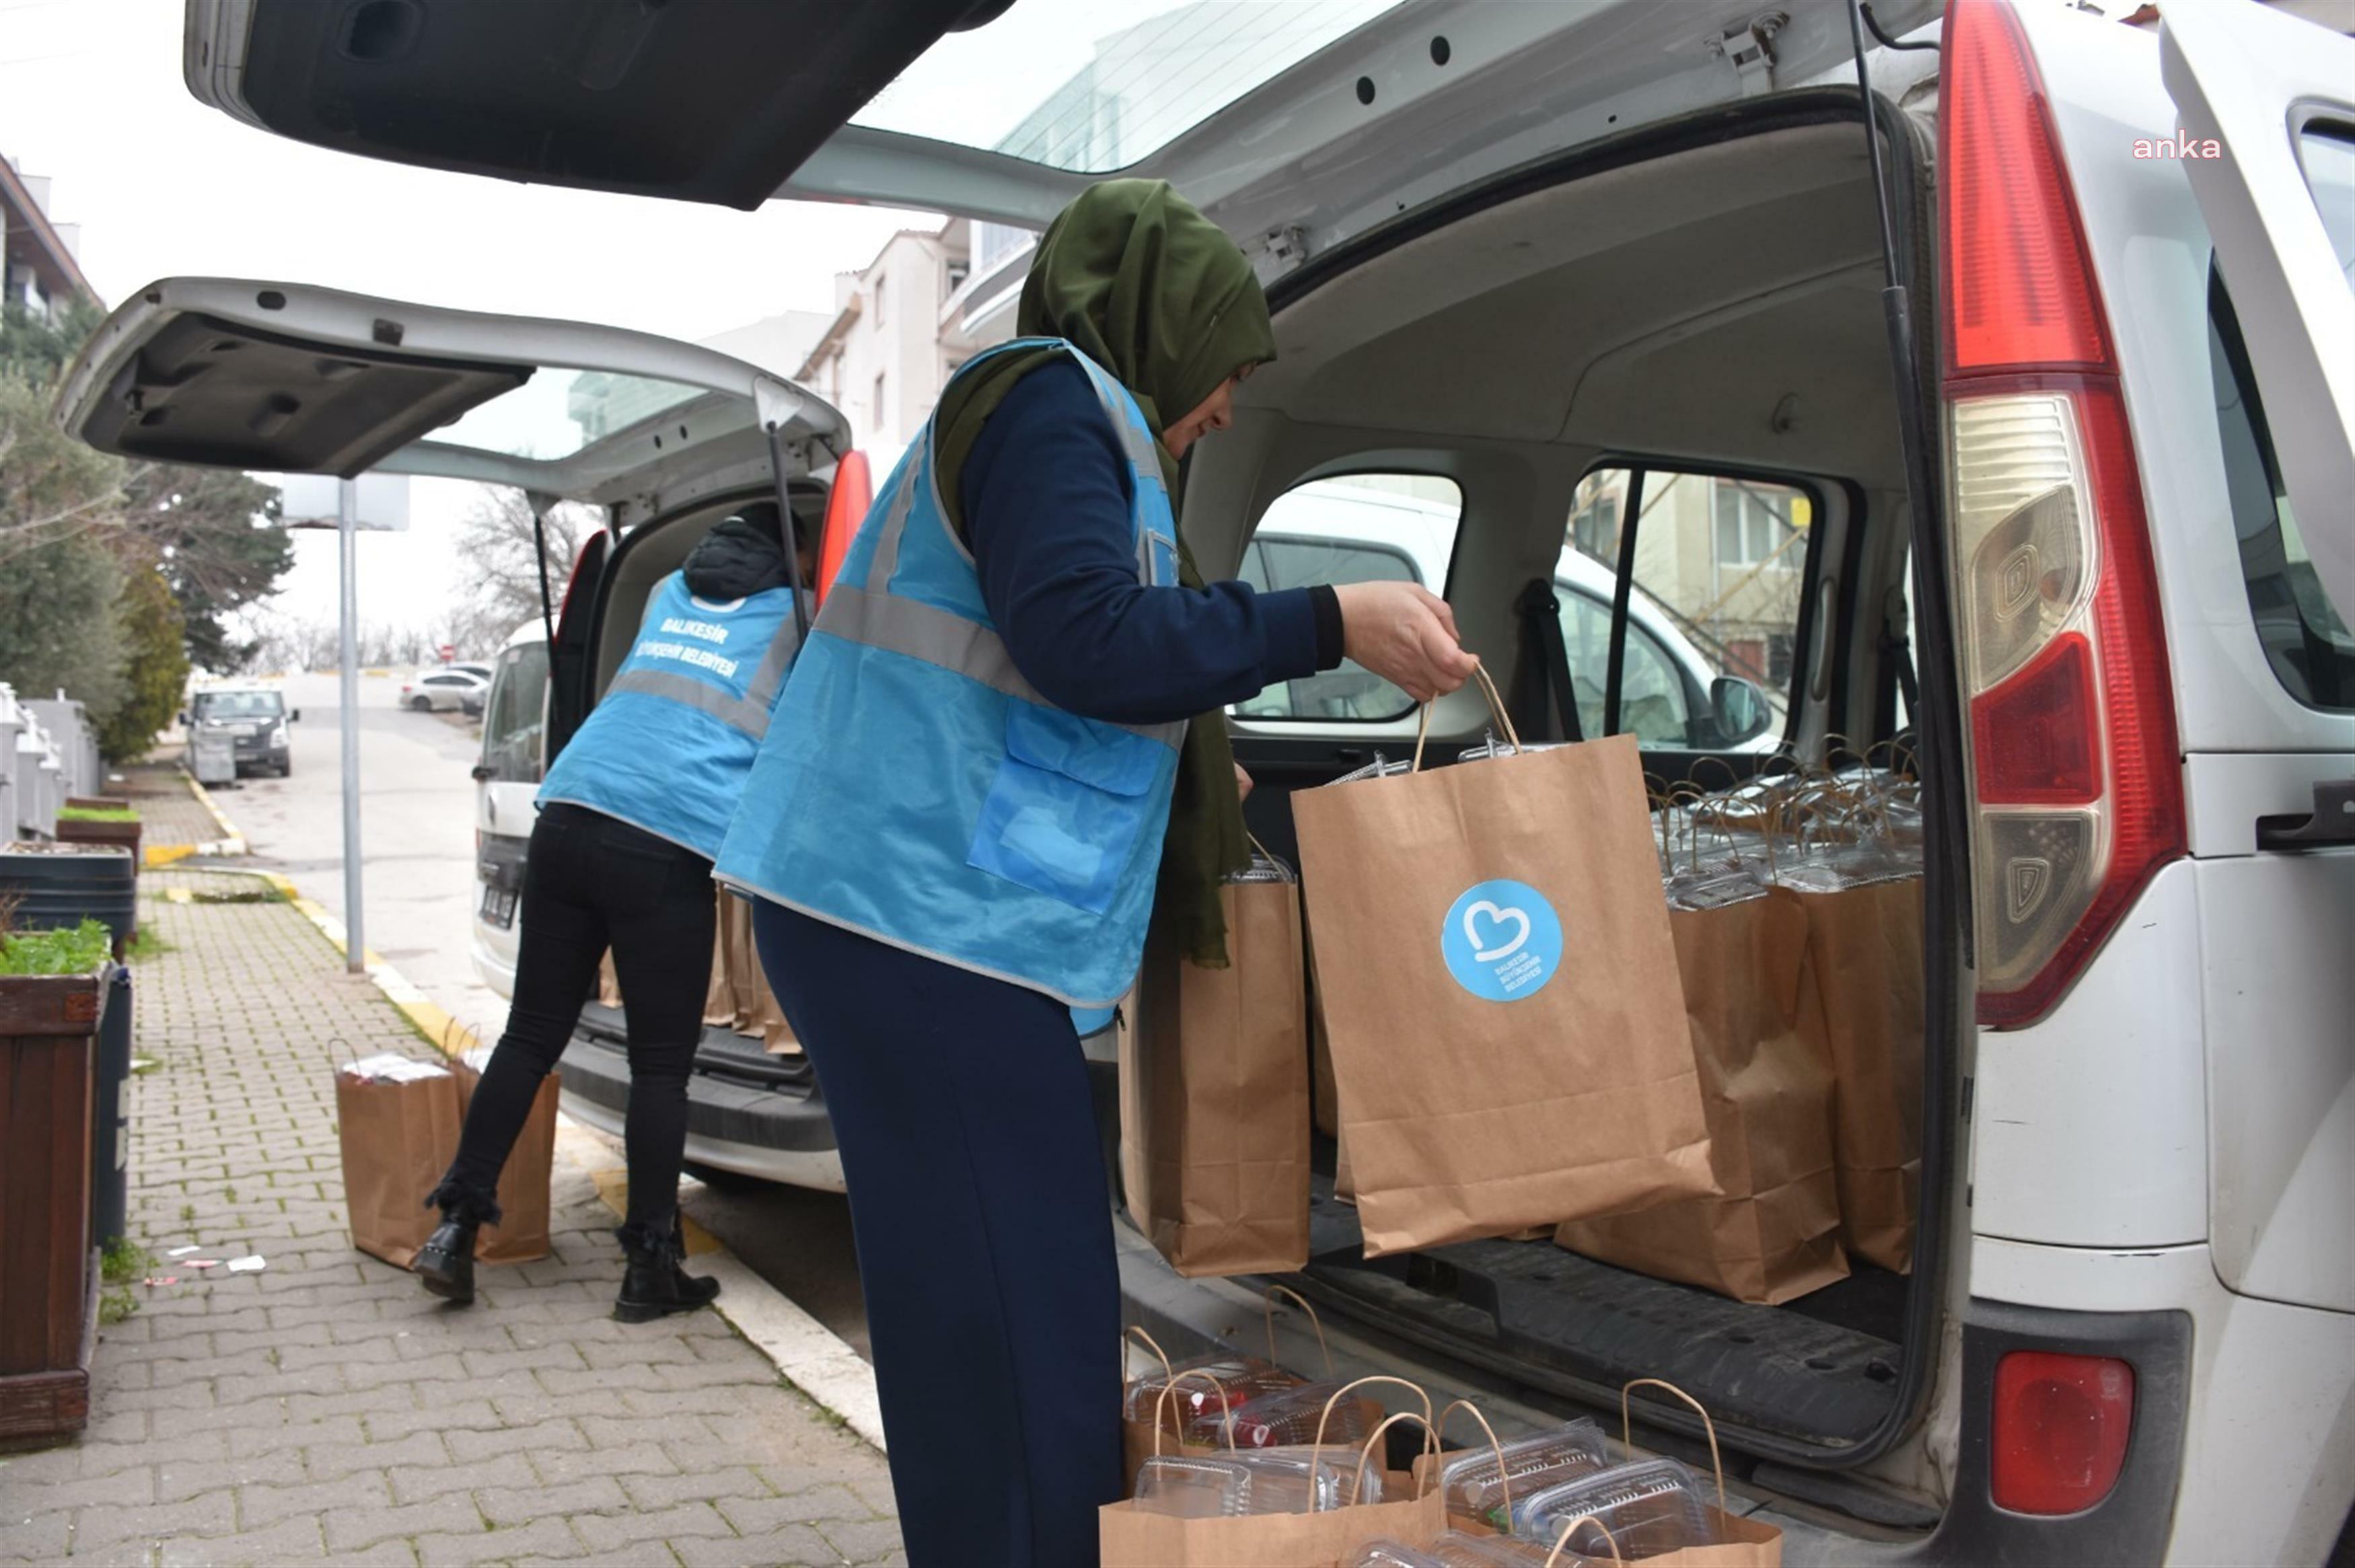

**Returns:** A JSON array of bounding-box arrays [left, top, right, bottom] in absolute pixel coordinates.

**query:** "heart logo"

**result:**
[[1462, 900, 1531, 964]]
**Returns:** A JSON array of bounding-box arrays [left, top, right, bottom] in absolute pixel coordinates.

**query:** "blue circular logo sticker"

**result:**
[[1441, 879, 1563, 1002]]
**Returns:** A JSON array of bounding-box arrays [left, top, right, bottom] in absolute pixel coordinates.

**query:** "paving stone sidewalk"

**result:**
[[113, 759, 221, 850], [0, 869, 902, 1567]]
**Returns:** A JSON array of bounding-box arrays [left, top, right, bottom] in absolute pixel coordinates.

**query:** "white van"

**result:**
[[174, 1, 2354, 1561]]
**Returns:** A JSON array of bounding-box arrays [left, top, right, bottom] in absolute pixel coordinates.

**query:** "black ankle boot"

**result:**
[[614, 1220, 720, 1323], [413, 1217, 478, 1305]]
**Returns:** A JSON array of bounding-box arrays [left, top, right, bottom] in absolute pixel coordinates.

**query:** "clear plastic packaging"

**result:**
[[1513, 1457, 1720, 1558], [1132, 1447, 1381, 1518], [1439, 1419, 1611, 1530], [1349, 1533, 1558, 1567], [340, 1052, 451, 1085], [1330, 753, 1415, 785], [1221, 1380, 1375, 1450], [1122, 1355, 1301, 1438]]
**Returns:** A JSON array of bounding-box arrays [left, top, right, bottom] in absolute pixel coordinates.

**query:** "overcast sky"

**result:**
[[0, 0, 944, 651]]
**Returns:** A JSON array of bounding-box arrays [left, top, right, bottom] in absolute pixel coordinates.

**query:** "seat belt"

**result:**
[[1516, 580, 1583, 743]]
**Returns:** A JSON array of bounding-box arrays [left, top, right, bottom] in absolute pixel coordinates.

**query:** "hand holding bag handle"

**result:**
[[1412, 661, 1519, 773]]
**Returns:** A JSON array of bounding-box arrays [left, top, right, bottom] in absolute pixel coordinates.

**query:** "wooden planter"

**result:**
[[55, 816, 143, 868], [0, 973, 102, 1445]]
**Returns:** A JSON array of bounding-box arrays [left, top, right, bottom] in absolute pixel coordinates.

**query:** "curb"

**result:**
[[142, 768, 249, 865], [157, 794, 888, 1454]]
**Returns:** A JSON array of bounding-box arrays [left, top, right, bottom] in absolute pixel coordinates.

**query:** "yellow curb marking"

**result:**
[[587, 1168, 723, 1256], [147, 845, 196, 868], [164, 887, 194, 905]]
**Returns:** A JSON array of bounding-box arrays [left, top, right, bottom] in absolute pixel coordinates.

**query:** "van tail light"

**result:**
[[817, 449, 873, 606], [1990, 1350, 2134, 1514], [1941, 0, 2183, 1028]]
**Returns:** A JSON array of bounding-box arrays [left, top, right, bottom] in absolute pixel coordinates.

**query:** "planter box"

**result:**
[[55, 817, 143, 868], [0, 972, 102, 1445], [0, 844, 137, 957]]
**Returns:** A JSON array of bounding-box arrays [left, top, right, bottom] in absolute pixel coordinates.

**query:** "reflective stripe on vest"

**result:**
[[604, 597, 803, 741]]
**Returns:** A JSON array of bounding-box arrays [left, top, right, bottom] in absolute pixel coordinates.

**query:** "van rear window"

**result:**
[[2209, 270, 2354, 712]]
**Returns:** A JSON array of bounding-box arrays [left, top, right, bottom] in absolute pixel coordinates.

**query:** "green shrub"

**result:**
[[0, 919, 112, 975], [58, 805, 140, 823]]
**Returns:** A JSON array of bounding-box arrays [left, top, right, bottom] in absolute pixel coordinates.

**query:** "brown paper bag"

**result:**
[[1556, 889, 1847, 1304], [1104, 1382, 1448, 1567], [701, 895, 737, 1031], [1126, 860, 1311, 1277], [596, 949, 622, 1008], [1797, 876, 1923, 1272], [336, 1061, 462, 1269], [449, 1053, 558, 1264], [1293, 702, 1714, 1255]]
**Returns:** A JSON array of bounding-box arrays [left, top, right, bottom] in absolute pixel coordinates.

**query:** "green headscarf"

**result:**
[[935, 179, 1277, 969]]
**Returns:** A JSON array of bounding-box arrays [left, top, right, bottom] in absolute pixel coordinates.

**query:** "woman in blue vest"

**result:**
[[414, 505, 816, 1320], [717, 182, 1475, 1566]]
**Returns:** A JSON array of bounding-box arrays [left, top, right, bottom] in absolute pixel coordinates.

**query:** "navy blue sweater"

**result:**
[[958, 359, 1340, 729]]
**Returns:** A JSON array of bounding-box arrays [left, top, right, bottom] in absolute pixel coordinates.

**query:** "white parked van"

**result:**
[[172, 1, 2354, 1560]]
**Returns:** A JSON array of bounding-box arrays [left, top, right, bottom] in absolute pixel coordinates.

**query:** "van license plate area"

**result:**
[[479, 884, 517, 929]]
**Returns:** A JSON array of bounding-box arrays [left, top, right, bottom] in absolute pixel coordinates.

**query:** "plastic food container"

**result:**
[[1513, 1458, 1720, 1558], [1349, 1532, 1554, 1567], [1439, 1419, 1612, 1530], [1134, 1448, 1383, 1518], [1221, 1380, 1375, 1450], [1124, 1355, 1303, 1435]]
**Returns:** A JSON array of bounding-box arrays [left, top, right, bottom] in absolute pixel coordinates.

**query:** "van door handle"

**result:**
[[2255, 778, 2355, 852], [470, 764, 497, 783]]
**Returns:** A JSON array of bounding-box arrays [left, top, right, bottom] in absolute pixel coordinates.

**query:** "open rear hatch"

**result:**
[[52, 276, 848, 515]]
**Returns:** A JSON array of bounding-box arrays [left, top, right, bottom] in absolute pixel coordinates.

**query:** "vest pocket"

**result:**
[[967, 704, 1161, 915]]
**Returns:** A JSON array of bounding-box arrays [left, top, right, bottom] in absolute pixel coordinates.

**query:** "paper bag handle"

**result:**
[[1620, 1378, 1726, 1514], [1544, 1514, 1626, 1566], [1411, 661, 1517, 774], [1262, 1284, 1333, 1376], [1122, 1324, 1174, 1384], [1149, 1368, 1237, 1456], [1430, 1396, 1515, 1522], [1307, 1375, 1433, 1501], [1346, 1410, 1443, 1511]]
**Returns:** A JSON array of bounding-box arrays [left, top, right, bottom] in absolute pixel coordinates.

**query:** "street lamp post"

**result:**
[[337, 478, 365, 975]]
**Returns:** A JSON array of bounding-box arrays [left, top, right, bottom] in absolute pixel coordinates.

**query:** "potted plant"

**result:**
[[0, 916, 110, 1444], [55, 803, 143, 866]]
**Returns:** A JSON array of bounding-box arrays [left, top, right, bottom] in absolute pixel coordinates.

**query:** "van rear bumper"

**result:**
[[554, 1027, 843, 1192]]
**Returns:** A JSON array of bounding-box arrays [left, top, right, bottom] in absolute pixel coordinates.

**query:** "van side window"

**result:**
[[1233, 475, 1463, 722], [481, 642, 552, 782], [2209, 269, 2353, 711], [1560, 466, 1808, 751]]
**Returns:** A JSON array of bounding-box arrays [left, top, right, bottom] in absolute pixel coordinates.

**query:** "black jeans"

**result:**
[[434, 802, 715, 1247]]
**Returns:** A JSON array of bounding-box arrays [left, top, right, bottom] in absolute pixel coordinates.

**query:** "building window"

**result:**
[[1712, 479, 1800, 568], [873, 371, 887, 436], [1570, 494, 1619, 562], [871, 272, 887, 328]]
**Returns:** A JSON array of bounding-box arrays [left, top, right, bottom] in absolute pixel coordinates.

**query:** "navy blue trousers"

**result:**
[[752, 901, 1121, 1568]]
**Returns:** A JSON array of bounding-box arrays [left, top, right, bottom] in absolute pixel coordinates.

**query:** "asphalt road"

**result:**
[[227, 670, 872, 1355]]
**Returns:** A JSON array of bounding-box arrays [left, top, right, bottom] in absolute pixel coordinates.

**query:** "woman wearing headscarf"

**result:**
[[715, 181, 1474, 1565]]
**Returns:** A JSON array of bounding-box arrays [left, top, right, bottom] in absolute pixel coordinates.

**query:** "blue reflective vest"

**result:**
[[538, 570, 805, 861], [716, 339, 1185, 1009]]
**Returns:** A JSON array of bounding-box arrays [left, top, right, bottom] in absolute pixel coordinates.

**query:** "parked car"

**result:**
[[184, 685, 295, 778], [156, 1, 2355, 1561], [52, 274, 863, 1195], [447, 661, 495, 685], [400, 669, 486, 713], [1235, 480, 1782, 752]]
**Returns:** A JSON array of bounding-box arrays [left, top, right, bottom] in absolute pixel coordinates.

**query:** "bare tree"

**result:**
[[453, 488, 596, 652]]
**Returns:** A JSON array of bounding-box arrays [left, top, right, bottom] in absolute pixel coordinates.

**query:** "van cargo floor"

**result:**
[[1290, 1176, 1903, 1448]]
